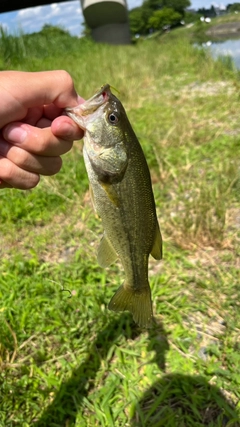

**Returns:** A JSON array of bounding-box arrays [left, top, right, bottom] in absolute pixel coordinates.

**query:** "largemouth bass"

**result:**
[[66, 85, 162, 327]]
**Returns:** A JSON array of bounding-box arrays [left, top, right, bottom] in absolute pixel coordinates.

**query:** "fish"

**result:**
[[65, 84, 162, 327]]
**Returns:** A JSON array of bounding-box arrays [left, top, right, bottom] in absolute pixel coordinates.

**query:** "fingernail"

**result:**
[[5, 125, 27, 143]]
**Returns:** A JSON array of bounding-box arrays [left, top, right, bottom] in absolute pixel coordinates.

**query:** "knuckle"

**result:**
[[33, 132, 51, 154], [59, 70, 74, 91], [12, 147, 29, 166], [39, 137, 49, 154], [35, 129, 58, 155]]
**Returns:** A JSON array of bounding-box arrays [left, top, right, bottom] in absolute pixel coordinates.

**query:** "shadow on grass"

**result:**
[[34, 313, 240, 427], [130, 320, 240, 426], [131, 373, 240, 426], [34, 314, 168, 426]]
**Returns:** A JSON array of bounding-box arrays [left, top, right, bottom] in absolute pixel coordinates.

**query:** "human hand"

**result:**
[[0, 70, 84, 189]]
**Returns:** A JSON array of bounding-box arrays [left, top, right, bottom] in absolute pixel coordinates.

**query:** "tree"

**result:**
[[129, 6, 152, 35], [128, 0, 190, 35], [161, 0, 190, 14], [184, 11, 202, 24], [143, 0, 163, 12], [40, 24, 70, 37], [228, 3, 240, 12], [142, 0, 190, 17], [148, 7, 182, 30]]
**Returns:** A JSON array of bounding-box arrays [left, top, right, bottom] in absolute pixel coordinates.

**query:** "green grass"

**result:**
[[0, 26, 240, 426]]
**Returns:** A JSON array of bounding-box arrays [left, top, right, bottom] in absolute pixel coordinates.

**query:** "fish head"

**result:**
[[65, 85, 130, 179], [65, 84, 128, 145]]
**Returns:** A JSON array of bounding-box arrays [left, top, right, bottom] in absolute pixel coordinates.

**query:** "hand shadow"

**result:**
[[34, 315, 169, 426], [34, 313, 168, 427], [33, 311, 239, 427], [131, 373, 240, 426], [131, 326, 240, 427]]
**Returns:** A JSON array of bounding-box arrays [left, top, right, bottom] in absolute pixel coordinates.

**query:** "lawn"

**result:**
[[0, 26, 239, 426]]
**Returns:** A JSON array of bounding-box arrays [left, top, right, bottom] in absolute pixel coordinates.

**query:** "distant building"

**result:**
[[197, 4, 227, 18], [214, 5, 227, 16]]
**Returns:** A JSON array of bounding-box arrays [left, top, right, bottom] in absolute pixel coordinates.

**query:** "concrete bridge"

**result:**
[[0, 0, 131, 44]]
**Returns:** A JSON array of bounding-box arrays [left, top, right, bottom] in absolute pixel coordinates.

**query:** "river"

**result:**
[[200, 37, 240, 69]]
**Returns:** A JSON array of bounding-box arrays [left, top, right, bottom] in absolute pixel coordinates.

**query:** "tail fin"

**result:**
[[108, 284, 153, 328]]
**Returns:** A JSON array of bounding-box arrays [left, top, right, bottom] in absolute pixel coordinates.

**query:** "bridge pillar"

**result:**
[[81, 0, 131, 44]]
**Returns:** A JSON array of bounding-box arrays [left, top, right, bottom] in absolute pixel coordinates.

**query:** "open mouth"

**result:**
[[64, 84, 114, 132], [80, 84, 111, 115], [65, 84, 111, 118]]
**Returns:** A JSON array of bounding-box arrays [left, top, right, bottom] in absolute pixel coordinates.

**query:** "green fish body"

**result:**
[[66, 85, 162, 327]]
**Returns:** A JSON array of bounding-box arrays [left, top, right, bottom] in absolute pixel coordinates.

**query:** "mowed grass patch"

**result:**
[[0, 28, 240, 426]]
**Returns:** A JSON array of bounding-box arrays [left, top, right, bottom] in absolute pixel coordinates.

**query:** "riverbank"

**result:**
[[192, 11, 240, 38], [206, 21, 240, 36]]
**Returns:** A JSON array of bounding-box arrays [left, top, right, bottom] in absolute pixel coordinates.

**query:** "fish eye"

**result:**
[[108, 112, 119, 125]]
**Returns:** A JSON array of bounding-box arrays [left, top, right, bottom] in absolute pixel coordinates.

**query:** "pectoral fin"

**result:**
[[97, 233, 118, 268], [151, 223, 162, 260], [100, 182, 120, 207]]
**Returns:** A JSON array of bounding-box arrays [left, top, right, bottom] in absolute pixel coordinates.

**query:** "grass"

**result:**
[[0, 25, 240, 426]]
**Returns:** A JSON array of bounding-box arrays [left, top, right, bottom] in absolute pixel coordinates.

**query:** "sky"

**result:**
[[0, 1, 232, 37]]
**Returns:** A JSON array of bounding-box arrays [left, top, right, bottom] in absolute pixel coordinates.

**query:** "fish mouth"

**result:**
[[65, 84, 111, 128], [81, 84, 111, 115]]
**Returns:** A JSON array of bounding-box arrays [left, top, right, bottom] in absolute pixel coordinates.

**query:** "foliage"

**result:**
[[129, 0, 190, 35], [0, 25, 240, 426], [227, 3, 240, 13], [184, 11, 202, 24], [129, 7, 152, 35], [148, 7, 182, 30], [0, 25, 92, 67], [39, 23, 71, 36], [0, 26, 26, 67], [143, 0, 190, 14], [227, 3, 240, 12], [160, 0, 190, 14]]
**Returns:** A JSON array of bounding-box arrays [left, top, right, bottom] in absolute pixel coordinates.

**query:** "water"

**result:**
[[201, 38, 240, 69]]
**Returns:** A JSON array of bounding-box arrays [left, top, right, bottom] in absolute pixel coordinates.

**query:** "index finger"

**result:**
[[0, 70, 79, 128]]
